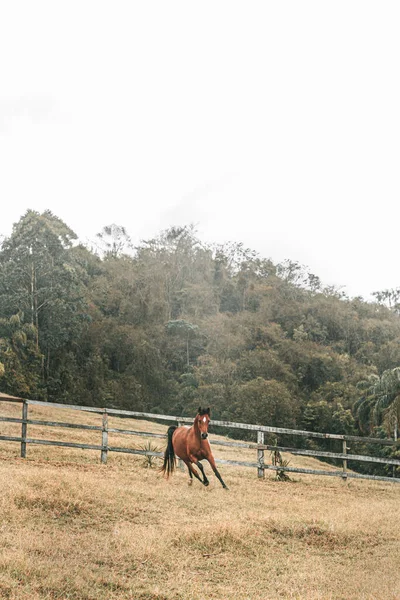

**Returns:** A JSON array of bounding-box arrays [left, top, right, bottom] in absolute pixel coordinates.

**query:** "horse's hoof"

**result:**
[[204, 481, 209, 487], [223, 486, 229, 490], [188, 480, 193, 486]]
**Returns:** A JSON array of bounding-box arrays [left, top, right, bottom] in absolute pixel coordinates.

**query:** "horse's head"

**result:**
[[196, 406, 210, 439]]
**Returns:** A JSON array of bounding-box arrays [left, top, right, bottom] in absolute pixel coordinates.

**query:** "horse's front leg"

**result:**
[[184, 460, 206, 486], [206, 454, 228, 489], [188, 455, 209, 487], [194, 460, 209, 487]]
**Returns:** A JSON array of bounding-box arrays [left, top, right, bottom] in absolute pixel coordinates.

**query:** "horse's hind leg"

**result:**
[[188, 466, 193, 486]]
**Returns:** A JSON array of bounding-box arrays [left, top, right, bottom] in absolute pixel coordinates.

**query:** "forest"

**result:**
[[0, 210, 399, 473]]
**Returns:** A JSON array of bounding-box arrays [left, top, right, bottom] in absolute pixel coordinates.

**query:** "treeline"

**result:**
[[0, 211, 399, 473]]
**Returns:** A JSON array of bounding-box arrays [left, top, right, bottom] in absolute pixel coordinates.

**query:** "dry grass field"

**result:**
[[0, 401, 399, 600]]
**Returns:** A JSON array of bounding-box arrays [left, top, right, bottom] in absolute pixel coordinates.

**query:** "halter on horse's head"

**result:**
[[195, 406, 210, 439]]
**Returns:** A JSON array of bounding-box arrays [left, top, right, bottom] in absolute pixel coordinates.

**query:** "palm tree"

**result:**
[[355, 368, 400, 438]]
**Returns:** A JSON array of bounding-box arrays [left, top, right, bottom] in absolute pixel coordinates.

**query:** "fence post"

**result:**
[[177, 422, 184, 471], [257, 431, 265, 478], [342, 440, 347, 480], [21, 401, 28, 458], [101, 410, 108, 464]]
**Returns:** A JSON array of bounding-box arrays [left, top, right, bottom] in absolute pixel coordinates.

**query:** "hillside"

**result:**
[[1, 212, 400, 477], [0, 401, 399, 600]]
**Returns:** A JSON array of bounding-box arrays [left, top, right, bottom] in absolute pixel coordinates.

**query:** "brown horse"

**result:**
[[161, 407, 228, 489]]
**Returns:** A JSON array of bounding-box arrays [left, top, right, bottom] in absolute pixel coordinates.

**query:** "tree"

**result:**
[[372, 288, 400, 313], [0, 210, 77, 335], [0, 211, 89, 396], [231, 378, 299, 429], [165, 319, 199, 367], [0, 313, 43, 398], [354, 368, 400, 436], [95, 224, 132, 258]]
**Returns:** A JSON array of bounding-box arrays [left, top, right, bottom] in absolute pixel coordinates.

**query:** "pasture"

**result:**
[[0, 401, 399, 600]]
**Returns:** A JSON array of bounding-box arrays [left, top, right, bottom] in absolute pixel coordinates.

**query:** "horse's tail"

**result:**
[[160, 425, 177, 477]]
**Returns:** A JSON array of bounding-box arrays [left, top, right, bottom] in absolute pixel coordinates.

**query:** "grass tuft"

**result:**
[[14, 494, 85, 519]]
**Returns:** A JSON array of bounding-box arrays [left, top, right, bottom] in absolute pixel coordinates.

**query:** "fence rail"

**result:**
[[0, 396, 399, 484]]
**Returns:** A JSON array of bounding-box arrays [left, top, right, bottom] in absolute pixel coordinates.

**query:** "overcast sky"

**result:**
[[1, 2, 399, 300]]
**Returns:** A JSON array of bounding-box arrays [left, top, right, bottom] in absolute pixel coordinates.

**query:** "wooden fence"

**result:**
[[0, 394, 399, 484]]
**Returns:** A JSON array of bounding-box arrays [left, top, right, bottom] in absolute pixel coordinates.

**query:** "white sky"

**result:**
[[1, 1, 399, 299]]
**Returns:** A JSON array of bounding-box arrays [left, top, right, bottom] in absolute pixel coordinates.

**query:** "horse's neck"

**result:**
[[189, 422, 202, 444]]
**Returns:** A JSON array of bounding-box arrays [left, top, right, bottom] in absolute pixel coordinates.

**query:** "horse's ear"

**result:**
[[206, 407, 210, 415], [198, 406, 202, 415]]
